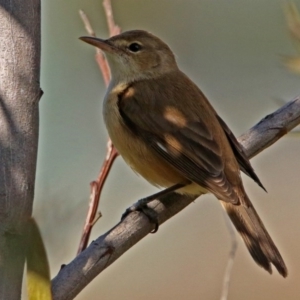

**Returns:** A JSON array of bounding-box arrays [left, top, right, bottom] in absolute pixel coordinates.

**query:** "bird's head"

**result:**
[[80, 30, 178, 84]]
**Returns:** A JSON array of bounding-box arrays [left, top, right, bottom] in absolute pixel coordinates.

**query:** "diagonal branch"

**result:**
[[52, 97, 300, 300], [77, 140, 118, 254]]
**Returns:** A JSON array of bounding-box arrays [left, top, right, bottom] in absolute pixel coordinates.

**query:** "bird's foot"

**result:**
[[121, 183, 189, 233], [121, 198, 159, 233]]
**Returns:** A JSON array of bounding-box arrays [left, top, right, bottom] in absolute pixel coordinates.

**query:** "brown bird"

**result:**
[[80, 30, 287, 277]]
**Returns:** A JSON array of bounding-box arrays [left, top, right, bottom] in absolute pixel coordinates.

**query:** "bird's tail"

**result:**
[[221, 199, 287, 277]]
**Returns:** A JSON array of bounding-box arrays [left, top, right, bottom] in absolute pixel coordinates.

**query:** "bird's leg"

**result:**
[[121, 182, 189, 232]]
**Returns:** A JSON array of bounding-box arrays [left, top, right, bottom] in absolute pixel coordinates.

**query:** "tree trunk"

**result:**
[[0, 1, 41, 299]]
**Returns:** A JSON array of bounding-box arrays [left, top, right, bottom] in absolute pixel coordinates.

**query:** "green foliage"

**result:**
[[25, 218, 52, 300]]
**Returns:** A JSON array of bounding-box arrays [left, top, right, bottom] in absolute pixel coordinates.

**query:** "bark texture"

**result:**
[[0, 1, 41, 299]]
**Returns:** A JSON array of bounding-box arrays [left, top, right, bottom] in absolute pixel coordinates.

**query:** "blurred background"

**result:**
[[37, 0, 300, 299]]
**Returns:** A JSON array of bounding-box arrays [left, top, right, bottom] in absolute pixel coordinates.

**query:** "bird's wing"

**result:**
[[216, 115, 266, 191], [117, 81, 241, 204]]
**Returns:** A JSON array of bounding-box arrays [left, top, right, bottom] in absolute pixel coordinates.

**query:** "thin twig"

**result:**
[[95, 53, 111, 86], [79, 9, 111, 86], [77, 140, 118, 254], [103, 0, 121, 36], [77, 1, 121, 254], [220, 212, 238, 300], [79, 10, 96, 36]]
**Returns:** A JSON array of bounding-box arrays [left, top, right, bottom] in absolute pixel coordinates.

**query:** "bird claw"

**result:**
[[121, 199, 159, 233]]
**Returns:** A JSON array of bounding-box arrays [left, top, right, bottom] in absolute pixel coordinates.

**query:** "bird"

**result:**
[[80, 30, 287, 277]]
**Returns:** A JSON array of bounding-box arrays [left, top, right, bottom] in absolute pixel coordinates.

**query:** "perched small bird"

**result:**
[[80, 30, 287, 277]]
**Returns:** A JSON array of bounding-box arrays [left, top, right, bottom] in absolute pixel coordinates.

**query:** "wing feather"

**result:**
[[117, 78, 242, 204], [216, 115, 266, 191]]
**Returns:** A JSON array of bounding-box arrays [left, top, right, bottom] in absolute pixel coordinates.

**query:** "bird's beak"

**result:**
[[79, 36, 117, 54]]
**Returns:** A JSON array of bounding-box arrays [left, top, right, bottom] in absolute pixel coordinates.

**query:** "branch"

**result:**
[[238, 97, 300, 159], [79, 9, 111, 86], [77, 1, 120, 253], [103, 0, 121, 36], [52, 97, 300, 300], [77, 140, 118, 254]]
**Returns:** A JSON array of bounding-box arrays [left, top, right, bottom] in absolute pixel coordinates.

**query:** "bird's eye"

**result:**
[[128, 43, 142, 52]]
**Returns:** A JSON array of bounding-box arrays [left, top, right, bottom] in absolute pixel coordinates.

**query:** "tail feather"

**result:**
[[221, 200, 287, 277]]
